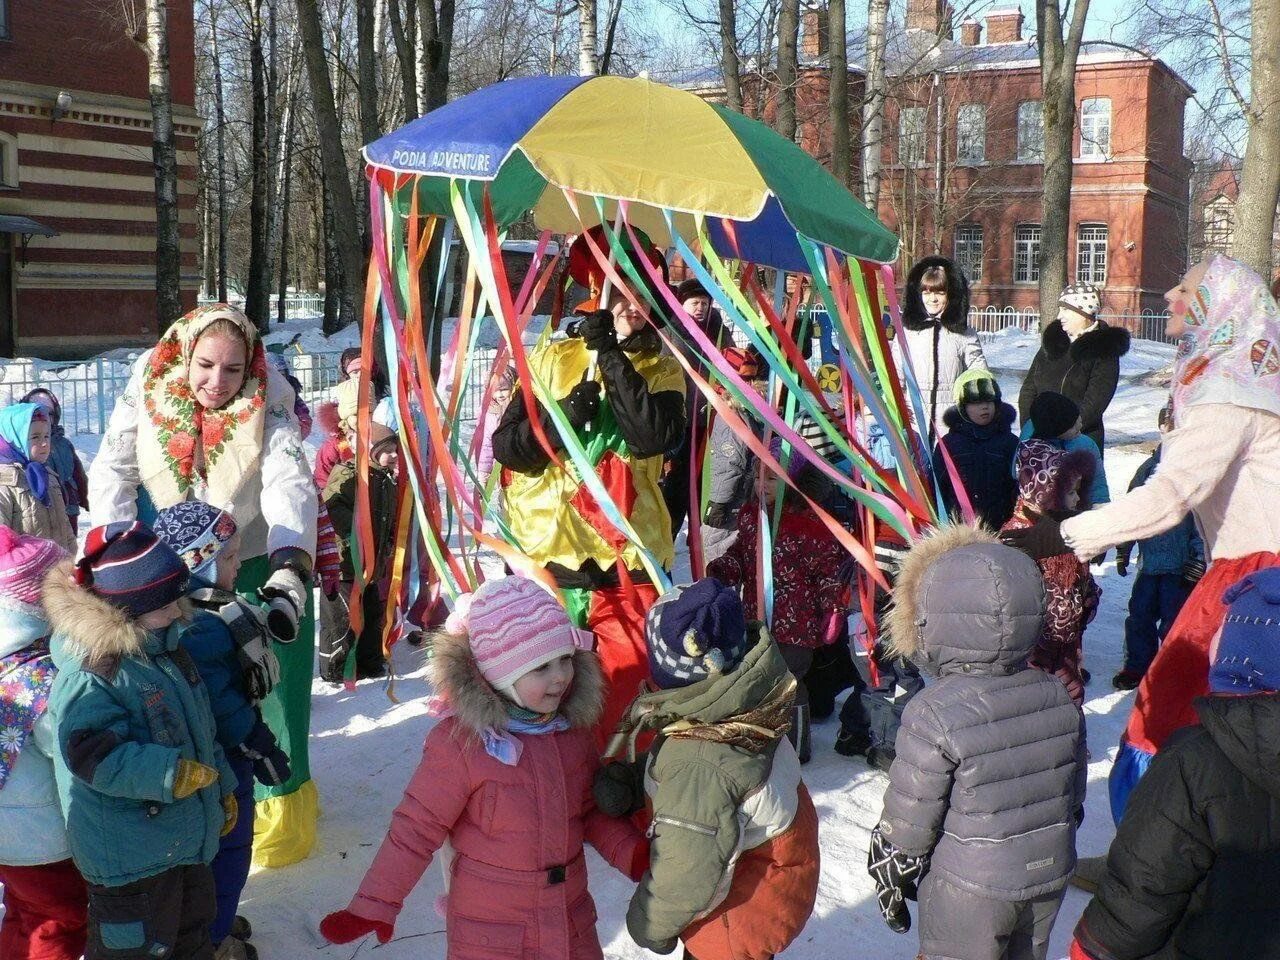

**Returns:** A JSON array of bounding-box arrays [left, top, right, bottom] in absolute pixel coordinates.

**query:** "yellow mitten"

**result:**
[[221, 794, 238, 837], [173, 759, 218, 799]]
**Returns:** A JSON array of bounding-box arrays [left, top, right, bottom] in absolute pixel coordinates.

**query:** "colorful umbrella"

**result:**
[[363, 74, 899, 272]]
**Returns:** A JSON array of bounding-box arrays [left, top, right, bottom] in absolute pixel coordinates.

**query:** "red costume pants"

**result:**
[[586, 582, 660, 748]]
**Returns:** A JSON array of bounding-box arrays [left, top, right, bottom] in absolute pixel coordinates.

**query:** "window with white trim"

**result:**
[[1014, 224, 1041, 284], [957, 104, 986, 164], [1203, 199, 1235, 253], [1017, 101, 1043, 162], [1076, 223, 1108, 284], [899, 106, 926, 168], [954, 224, 983, 283], [1080, 98, 1111, 159], [0, 133, 16, 189]]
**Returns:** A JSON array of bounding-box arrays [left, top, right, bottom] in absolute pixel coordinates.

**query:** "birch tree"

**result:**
[[862, 0, 888, 206], [579, 0, 598, 74], [1233, 0, 1280, 275]]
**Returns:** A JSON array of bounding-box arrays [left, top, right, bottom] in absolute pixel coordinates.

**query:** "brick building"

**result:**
[[680, 0, 1193, 316], [0, 1, 199, 358]]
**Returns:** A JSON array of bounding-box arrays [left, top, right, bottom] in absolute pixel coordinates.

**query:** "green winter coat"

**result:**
[[620, 628, 815, 955]]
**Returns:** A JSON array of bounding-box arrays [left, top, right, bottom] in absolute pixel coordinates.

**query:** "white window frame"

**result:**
[[0, 133, 17, 189], [954, 223, 983, 283], [1076, 223, 1108, 285], [1014, 224, 1041, 284], [956, 104, 986, 165], [1016, 101, 1043, 163], [1080, 97, 1112, 160], [1203, 199, 1234, 252], [899, 106, 926, 169]]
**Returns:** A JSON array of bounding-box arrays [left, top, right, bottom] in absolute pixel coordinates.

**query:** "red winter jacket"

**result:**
[[707, 502, 846, 648]]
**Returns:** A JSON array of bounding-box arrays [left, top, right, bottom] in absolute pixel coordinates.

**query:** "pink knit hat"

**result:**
[[446, 577, 594, 694], [0, 525, 67, 618]]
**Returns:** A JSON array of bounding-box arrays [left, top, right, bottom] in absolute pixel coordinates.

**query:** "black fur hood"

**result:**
[[942, 401, 1017, 434], [903, 256, 972, 334], [1039, 318, 1131, 362]]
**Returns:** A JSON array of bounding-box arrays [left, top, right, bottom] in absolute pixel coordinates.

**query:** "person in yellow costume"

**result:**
[[493, 234, 685, 745]]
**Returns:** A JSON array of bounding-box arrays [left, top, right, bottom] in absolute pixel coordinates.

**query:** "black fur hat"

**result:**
[[902, 256, 972, 333]]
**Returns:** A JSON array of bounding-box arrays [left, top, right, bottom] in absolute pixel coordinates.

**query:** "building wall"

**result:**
[[0, 0, 199, 358]]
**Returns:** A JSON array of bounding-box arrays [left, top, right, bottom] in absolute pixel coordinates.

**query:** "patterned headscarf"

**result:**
[[1172, 255, 1280, 422], [135, 304, 269, 509]]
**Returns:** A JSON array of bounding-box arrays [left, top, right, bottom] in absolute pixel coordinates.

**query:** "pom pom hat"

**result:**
[[74, 522, 190, 619], [0, 525, 66, 618], [447, 577, 594, 697], [646, 578, 748, 689]]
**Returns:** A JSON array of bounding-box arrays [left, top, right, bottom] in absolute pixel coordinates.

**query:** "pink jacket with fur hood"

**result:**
[[346, 631, 643, 959]]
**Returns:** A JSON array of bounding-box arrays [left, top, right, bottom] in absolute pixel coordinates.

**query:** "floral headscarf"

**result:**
[[1172, 255, 1280, 422], [136, 304, 269, 509]]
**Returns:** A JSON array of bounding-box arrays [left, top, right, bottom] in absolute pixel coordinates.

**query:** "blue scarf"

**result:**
[[0, 640, 56, 790], [0, 404, 50, 507]]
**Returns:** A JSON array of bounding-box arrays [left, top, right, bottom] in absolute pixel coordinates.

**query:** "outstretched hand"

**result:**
[[999, 514, 1069, 561]]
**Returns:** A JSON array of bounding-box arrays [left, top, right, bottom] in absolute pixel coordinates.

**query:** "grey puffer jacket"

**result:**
[[877, 524, 1086, 901]]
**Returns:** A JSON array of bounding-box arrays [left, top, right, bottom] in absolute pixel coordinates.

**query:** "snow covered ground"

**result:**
[[223, 326, 1180, 960]]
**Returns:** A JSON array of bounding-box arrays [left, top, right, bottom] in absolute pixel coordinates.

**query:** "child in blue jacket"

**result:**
[[1023, 391, 1110, 507], [46, 522, 237, 960], [1111, 406, 1205, 691], [154, 501, 290, 959]]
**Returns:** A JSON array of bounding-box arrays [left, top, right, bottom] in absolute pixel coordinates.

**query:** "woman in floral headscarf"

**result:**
[[1003, 255, 1280, 820], [88, 304, 319, 867]]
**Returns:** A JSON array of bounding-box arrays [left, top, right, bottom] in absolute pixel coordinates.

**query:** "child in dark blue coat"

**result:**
[[932, 368, 1019, 531], [154, 502, 290, 960], [1111, 406, 1205, 691]]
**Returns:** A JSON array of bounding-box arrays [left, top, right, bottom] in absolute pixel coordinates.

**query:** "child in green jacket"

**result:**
[[46, 522, 237, 960]]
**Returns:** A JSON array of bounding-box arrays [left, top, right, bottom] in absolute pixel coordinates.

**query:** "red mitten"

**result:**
[[823, 609, 844, 645], [320, 910, 394, 945], [629, 838, 652, 881]]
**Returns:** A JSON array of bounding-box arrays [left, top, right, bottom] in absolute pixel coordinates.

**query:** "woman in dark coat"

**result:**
[[1018, 282, 1130, 451]]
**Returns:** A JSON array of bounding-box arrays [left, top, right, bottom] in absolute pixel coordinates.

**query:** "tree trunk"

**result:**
[[211, 3, 229, 302], [717, 0, 742, 112], [862, 0, 888, 208], [598, 0, 622, 75], [387, 0, 419, 122], [774, 0, 799, 141], [828, 0, 849, 185], [143, 0, 183, 332], [274, 58, 299, 324], [320, 172, 343, 335], [199, 139, 213, 298], [244, 0, 273, 332], [578, 0, 597, 75], [416, 0, 454, 112], [295, 0, 364, 328], [1234, 0, 1280, 277], [1036, 0, 1091, 310], [356, 0, 381, 144]]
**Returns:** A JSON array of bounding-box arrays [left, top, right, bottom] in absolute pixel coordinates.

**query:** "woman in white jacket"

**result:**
[[88, 303, 318, 867], [895, 256, 988, 444]]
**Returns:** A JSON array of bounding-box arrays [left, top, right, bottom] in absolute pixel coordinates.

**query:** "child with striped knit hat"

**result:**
[[321, 576, 647, 958]]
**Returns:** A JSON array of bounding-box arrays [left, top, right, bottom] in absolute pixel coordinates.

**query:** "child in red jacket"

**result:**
[[708, 436, 846, 762], [1002, 439, 1101, 706], [320, 576, 646, 959]]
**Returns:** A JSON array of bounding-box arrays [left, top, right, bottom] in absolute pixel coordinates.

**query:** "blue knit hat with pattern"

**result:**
[[153, 501, 238, 582], [645, 578, 748, 689], [1209, 568, 1280, 694], [74, 521, 190, 619]]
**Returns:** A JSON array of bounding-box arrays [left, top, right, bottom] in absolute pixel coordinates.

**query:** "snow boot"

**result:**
[[214, 936, 258, 960], [230, 916, 252, 941]]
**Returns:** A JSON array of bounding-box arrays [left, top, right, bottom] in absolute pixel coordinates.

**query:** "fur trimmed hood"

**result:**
[[1039, 318, 1131, 362], [429, 628, 604, 736], [43, 561, 147, 670], [887, 524, 1045, 674], [903, 256, 972, 333], [942, 400, 1016, 433]]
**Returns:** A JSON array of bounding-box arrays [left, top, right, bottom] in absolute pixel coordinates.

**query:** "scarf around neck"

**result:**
[[1173, 255, 1280, 422], [0, 639, 55, 790], [136, 304, 270, 509], [0, 403, 50, 507], [426, 695, 570, 766]]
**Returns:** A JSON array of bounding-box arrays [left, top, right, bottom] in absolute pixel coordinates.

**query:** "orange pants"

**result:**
[[587, 582, 660, 749]]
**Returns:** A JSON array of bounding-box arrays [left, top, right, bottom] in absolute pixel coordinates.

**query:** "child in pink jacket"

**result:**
[[320, 576, 647, 959]]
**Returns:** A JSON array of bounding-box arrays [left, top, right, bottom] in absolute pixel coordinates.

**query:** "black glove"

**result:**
[[563, 380, 602, 429], [999, 514, 1069, 561], [1183, 557, 1207, 585], [1075, 806, 1085, 828], [867, 827, 928, 934], [1115, 547, 1131, 578], [1090, 552, 1107, 567], [579, 309, 619, 353], [219, 599, 279, 703], [592, 758, 646, 817], [238, 718, 292, 787], [704, 502, 735, 529]]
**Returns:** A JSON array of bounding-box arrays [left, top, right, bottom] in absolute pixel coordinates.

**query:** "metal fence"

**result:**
[[196, 293, 325, 319], [965, 305, 1179, 345]]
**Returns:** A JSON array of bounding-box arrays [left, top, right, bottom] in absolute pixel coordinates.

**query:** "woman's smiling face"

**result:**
[[189, 332, 248, 409]]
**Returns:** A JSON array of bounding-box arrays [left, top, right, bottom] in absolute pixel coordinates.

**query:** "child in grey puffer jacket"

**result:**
[[868, 524, 1086, 960]]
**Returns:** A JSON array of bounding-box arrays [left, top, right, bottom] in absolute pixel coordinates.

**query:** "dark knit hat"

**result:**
[[645, 578, 748, 689], [1029, 391, 1080, 440], [1209, 570, 1280, 694], [74, 522, 190, 619], [675, 279, 710, 304], [153, 501, 238, 581]]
